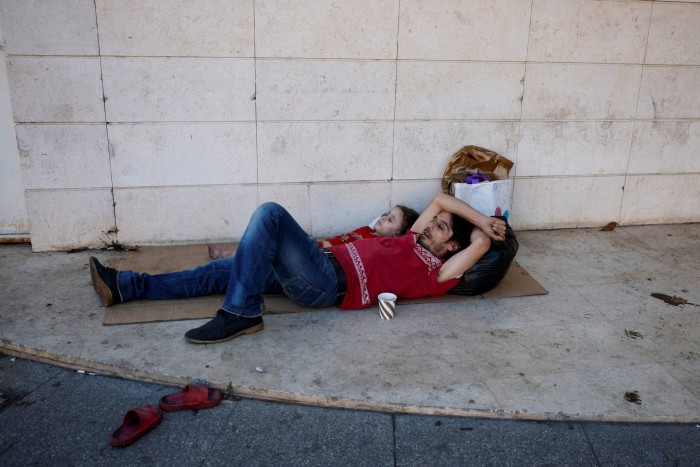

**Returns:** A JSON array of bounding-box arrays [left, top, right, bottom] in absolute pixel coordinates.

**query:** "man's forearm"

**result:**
[[433, 192, 507, 242], [433, 192, 489, 226]]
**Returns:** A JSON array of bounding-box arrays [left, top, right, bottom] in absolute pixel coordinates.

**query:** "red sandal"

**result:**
[[109, 404, 163, 447], [159, 384, 222, 412]]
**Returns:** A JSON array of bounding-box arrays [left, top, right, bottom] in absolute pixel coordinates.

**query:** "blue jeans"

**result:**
[[117, 202, 340, 317]]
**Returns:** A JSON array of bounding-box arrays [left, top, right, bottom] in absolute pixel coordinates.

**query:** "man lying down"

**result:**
[[89, 193, 514, 345]]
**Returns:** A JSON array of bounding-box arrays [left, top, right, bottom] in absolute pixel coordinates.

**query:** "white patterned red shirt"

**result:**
[[320, 225, 378, 246], [329, 232, 460, 309]]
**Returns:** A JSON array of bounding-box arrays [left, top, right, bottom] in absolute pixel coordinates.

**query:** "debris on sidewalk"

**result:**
[[624, 391, 642, 405], [600, 222, 618, 232], [625, 330, 643, 339], [67, 242, 137, 253], [651, 293, 698, 307], [224, 381, 241, 401]]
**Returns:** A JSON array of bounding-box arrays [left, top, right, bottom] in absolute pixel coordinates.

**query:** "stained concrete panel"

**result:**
[[96, 0, 254, 57], [254, 0, 399, 59], [257, 122, 393, 183], [522, 64, 641, 120], [517, 121, 634, 177], [0, 0, 98, 55], [108, 123, 257, 187], [636, 66, 700, 119], [628, 121, 700, 174], [256, 59, 396, 121], [6, 57, 104, 123], [24, 188, 115, 251], [0, 44, 28, 236], [113, 185, 259, 244], [621, 174, 700, 225], [646, 2, 700, 65], [395, 61, 524, 120], [102, 57, 255, 122], [15, 124, 111, 190], [510, 176, 625, 230], [528, 0, 650, 64], [397, 0, 531, 61]]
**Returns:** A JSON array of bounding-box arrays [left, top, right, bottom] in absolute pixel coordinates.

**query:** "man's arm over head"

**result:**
[[437, 227, 491, 282], [412, 193, 506, 242]]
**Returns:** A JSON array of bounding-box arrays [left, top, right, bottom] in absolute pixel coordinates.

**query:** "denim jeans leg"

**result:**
[[117, 258, 234, 302], [221, 202, 338, 317]]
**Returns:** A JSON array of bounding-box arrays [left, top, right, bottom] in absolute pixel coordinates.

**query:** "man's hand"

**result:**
[[481, 217, 507, 242]]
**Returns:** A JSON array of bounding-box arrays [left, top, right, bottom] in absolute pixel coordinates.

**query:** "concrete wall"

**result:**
[[0, 24, 28, 240], [0, 0, 698, 251]]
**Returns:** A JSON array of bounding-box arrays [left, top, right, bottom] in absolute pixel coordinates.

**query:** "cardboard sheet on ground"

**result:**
[[103, 244, 547, 326]]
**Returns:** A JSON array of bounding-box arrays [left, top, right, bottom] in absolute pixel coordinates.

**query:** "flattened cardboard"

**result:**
[[103, 244, 547, 326]]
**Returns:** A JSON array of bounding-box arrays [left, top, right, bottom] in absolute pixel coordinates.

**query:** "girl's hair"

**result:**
[[395, 205, 420, 235]]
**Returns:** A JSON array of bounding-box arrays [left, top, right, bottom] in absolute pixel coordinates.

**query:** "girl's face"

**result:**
[[374, 207, 405, 237]]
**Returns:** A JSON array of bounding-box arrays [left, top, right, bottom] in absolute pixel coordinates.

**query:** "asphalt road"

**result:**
[[1, 354, 698, 466]]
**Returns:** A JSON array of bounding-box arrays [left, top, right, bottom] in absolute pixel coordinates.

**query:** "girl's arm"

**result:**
[[319, 226, 376, 247]]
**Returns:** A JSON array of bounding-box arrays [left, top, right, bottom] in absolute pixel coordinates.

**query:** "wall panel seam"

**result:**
[[93, 0, 118, 246]]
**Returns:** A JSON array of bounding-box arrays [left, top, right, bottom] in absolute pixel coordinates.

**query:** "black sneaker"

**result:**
[[185, 310, 263, 344], [89, 256, 121, 307]]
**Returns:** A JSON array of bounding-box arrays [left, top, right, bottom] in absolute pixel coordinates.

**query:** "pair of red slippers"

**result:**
[[109, 384, 223, 447]]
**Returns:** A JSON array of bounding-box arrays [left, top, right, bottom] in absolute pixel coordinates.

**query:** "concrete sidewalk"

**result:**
[[2, 356, 699, 466], [0, 223, 699, 423]]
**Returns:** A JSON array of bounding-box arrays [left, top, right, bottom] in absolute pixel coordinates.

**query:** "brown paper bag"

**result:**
[[441, 146, 514, 194]]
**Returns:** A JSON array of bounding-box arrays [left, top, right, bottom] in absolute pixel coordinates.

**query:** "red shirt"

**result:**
[[321, 225, 379, 246], [330, 231, 460, 309]]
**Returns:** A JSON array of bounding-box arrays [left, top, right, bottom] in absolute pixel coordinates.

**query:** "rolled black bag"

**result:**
[[449, 216, 519, 296]]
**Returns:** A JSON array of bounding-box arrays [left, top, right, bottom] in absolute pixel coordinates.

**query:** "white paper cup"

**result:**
[[378, 293, 397, 320]]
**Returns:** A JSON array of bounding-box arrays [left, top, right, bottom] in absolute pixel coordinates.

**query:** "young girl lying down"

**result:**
[[318, 205, 419, 247], [208, 204, 420, 260]]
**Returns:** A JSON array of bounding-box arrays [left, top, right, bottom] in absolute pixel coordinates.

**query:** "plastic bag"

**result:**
[[453, 179, 512, 219], [441, 146, 514, 194], [449, 216, 519, 296]]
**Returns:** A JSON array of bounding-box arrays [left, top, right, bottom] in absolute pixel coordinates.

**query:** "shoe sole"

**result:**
[[185, 322, 264, 345], [89, 257, 113, 307]]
